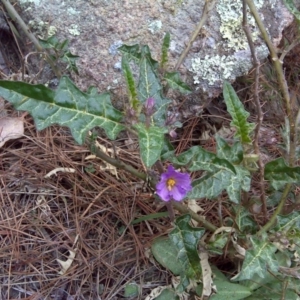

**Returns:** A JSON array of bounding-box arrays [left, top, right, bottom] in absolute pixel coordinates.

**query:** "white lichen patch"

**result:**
[[28, 20, 56, 38], [19, 0, 41, 5], [191, 44, 269, 87], [68, 24, 80, 36], [148, 20, 162, 34], [191, 55, 236, 86], [217, 0, 264, 51], [189, 0, 272, 90]]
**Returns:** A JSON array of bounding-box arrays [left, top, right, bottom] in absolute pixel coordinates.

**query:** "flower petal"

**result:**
[[170, 186, 185, 201]]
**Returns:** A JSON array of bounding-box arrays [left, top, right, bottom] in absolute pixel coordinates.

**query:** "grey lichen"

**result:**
[[191, 45, 268, 88], [148, 20, 162, 34], [217, 0, 264, 51], [190, 0, 269, 89]]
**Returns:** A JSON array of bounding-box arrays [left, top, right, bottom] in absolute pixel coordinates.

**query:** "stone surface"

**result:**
[[15, 0, 294, 98]]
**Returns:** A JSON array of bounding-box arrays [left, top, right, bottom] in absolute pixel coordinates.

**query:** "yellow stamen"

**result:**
[[167, 178, 176, 191]]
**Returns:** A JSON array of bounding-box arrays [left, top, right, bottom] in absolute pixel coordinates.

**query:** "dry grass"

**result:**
[[0, 105, 174, 299]]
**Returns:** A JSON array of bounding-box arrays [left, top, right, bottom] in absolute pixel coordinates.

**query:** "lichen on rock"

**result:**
[[188, 0, 292, 96]]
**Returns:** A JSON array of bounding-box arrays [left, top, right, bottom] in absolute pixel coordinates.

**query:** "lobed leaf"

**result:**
[[118, 44, 141, 62], [0, 76, 125, 144], [164, 72, 192, 94], [169, 214, 205, 280], [223, 81, 255, 144], [215, 136, 243, 164], [275, 211, 300, 232], [171, 146, 236, 174], [134, 123, 166, 167], [137, 47, 171, 125], [172, 146, 250, 203], [264, 157, 300, 190], [231, 235, 278, 281]]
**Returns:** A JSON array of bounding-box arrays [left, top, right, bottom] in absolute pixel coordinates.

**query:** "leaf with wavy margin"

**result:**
[[231, 236, 278, 281], [223, 81, 255, 144], [0, 76, 125, 144], [264, 158, 300, 190], [134, 123, 166, 167], [169, 215, 205, 280]]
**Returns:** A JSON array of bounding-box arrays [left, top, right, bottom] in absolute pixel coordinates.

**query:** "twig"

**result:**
[[246, 0, 295, 167], [246, 0, 296, 233], [242, 0, 267, 219], [257, 184, 292, 235], [1, 0, 61, 78], [174, 0, 217, 70]]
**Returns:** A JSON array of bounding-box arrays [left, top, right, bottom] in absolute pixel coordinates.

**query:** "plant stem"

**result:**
[[246, 0, 295, 167], [88, 138, 218, 232], [1, 0, 61, 78], [242, 0, 267, 219], [174, 0, 217, 70], [257, 183, 292, 235]]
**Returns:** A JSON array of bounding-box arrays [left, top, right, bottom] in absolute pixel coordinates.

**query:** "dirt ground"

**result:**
[[1, 6, 300, 300]]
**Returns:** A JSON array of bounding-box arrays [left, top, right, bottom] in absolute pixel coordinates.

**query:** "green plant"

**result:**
[[1, 1, 300, 299], [39, 36, 79, 74]]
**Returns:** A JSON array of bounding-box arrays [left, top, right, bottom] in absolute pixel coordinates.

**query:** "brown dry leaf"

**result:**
[[200, 251, 213, 297], [57, 250, 76, 275], [0, 116, 24, 148]]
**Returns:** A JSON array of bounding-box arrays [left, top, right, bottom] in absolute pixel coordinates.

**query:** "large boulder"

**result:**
[[16, 0, 294, 98]]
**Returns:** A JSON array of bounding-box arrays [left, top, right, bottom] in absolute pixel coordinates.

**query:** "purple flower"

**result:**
[[156, 165, 192, 202]]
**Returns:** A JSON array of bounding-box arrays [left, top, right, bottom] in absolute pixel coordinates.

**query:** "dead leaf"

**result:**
[[57, 235, 79, 275], [57, 250, 76, 275], [0, 116, 24, 148], [200, 251, 213, 297], [87, 131, 119, 178], [44, 167, 76, 178], [187, 199, 204, 226]]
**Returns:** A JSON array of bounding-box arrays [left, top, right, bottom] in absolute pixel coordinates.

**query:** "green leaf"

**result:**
[[160, 137, 175, 161], [246, 281, 299, 300], [39, 35, 60, 49], [233, 206, 258, 234], [283, 0, 300, 20], [0, 77, 125, 144], [137, 48, 171, 125], [151, 237, 185, 275], [172, 146, 250, 203], [134, 123, 165, 167], [171, 146, 236, 174], [169, 215, 205, 280], [62, 51, 79, 74], [154, 289, 179, 300], [124, 283, 139, 298], [216, 136, 243, 164], [160, 32, 170, 69], [275, 211, 300, 232], [231, 235, 278, 281], [122, 55, 140, 111], [264, 158, 300, 190], [164, 72, 192, 94], [210, 279, 252, 300], [118, 44, 141, 62], [223, 81, 255, 144]]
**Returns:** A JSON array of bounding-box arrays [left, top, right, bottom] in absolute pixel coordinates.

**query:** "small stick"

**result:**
[[242, 0, 267, 219], [175, 0, 217, 70]]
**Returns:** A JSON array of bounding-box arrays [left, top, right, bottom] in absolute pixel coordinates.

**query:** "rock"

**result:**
[[15, 0, 294, 98]]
